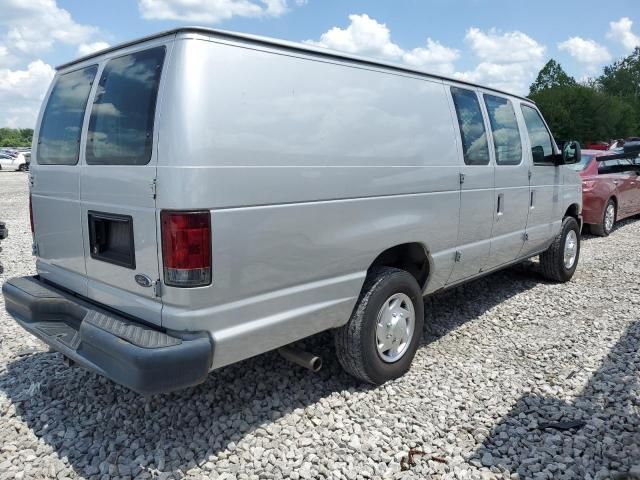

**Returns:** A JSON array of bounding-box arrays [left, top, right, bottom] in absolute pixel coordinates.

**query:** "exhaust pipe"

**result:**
[[278, 346, 322, 372]]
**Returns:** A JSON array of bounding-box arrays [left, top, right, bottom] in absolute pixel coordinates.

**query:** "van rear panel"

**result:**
[[32, 64, 98, 297], [31, 39, 173, 325]]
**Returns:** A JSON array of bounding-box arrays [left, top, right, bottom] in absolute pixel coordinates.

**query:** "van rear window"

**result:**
[[37, 65, 98, 165], [86, 47, 165, 165]]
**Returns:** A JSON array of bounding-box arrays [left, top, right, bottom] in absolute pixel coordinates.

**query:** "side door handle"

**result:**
[[530, 190, 535, 209], [497, 193, 504, 218]]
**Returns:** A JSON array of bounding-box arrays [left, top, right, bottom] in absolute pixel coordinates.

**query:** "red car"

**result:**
[[585, 141, 611, 151], [571, 149, 640, 235]]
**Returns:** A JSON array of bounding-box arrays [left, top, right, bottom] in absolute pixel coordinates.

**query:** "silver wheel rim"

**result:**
[[375, 293, 415, 363], [563, 229, 578, 269], [604, 203, 615, 233]]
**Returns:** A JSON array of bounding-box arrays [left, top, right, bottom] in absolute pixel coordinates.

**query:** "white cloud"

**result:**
[[455, 28, 547, 94], [77, 41, 110, 57], [0, 1, 103, 126], [0, 60, 55, 127], [306, 14, 460, 75], [0, 0, 98, 54], [607, 17, 640, 52], [464, 27, 545, 63], [0, 44, 13, 68], [402, 39, 460, 74], [306, 14, 403, 58], [138, 0, 298, 23], [558, 37, 611, 69]]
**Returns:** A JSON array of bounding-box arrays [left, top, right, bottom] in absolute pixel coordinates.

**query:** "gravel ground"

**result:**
[[0, 170, 639, 480]]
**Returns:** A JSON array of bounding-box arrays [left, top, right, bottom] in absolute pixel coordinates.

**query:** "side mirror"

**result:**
[[531, 145, 544, 164], [559, 140, 581, 165]]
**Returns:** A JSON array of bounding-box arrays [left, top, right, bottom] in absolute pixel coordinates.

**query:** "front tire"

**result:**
[[334, 267, 424, 385], [540, 216, 580, 282], [590, 198, 616, 237]]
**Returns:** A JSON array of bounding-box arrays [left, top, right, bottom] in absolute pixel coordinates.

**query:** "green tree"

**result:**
[[529, 59, 577, 96], [0, 128, 33, 147], [599, 47, 640, 98], [531, 85, 636, 143]]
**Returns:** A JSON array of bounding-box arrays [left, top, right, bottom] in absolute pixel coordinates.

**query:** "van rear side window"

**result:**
[[86, 46, 165, 165], [450, 87, 490, 166], [484, 94, 522, 166], [37, 65, 98, 165]]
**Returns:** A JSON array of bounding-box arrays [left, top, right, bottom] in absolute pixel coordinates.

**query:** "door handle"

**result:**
[[530, 190, 535, 209], [497, 193, 504, 218]]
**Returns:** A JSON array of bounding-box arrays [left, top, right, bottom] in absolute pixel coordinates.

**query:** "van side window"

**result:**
[[483, 94, 522, 166], [86, 46, 165, 165], [37, 65, 98, 165], [521, 105, 554, 165], [450, 87, 490, 165]]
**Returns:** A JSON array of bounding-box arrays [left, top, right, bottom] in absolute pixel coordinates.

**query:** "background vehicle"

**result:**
[[585, 141, 610, 151], [0, 220, 6, 274], [609, 138, 640, 151], [0, 151, 29, 171], [573, 148, 640, 235], [2, 27, 582, 394]]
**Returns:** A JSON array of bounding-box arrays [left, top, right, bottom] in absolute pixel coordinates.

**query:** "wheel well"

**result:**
[[564, 203, 580, 221], [369, 243, 430, 290]]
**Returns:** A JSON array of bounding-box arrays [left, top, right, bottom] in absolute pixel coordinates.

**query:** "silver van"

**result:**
[[3, 28, 582, 394]]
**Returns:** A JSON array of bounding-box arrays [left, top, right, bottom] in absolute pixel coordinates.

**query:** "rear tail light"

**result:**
[[161, 211, 211, 287], [29, 193, 34, 234], [582, 180, 596, 191]]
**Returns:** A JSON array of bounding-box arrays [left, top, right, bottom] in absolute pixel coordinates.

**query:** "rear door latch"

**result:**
[[153, 279, 162, 298], [150, 178, 157, 199]]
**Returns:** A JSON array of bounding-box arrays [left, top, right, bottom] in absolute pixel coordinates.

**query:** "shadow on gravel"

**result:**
[[581, 215, 640, 242], [0, 266, 544, 478], [474, 321, 640, 479]]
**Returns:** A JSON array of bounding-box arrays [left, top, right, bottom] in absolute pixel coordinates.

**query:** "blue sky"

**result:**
[[1, 0, 639, 127]]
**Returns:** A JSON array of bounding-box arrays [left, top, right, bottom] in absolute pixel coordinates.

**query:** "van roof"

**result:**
[[57, 26, 533, 103]]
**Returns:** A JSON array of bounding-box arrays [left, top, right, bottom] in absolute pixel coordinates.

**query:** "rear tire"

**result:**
[[18, 164, 26, 172], [590, 198, 616, 237], [540, 216, 580, 282], [334, 267, 424, 385]]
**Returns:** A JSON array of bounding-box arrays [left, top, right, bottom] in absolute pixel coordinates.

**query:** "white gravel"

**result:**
[[0, 170, 639, 480]]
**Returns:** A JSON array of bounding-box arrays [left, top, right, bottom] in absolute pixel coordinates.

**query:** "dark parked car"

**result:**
[[0, 221, 7, 274], [571, 148, 640, 235]]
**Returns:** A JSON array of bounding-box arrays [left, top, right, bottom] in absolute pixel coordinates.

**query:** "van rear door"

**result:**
[[31, 65, 98, 296], [80, 45, 168, 325]]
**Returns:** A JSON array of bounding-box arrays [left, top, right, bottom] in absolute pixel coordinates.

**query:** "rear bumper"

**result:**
[[2, 276, 213, 395]]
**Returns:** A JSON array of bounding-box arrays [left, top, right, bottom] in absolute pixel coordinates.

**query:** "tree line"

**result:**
[[0, 128, 33, 148], [529, 48, 640, 144]]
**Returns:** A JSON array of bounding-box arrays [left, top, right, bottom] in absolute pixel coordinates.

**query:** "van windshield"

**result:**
[[86, 47, 165, 165], [37, 66, 98, 165]]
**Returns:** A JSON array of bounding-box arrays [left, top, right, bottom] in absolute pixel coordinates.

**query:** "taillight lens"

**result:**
[[161, 211, 211, 287], [29, 193, 34, 234]]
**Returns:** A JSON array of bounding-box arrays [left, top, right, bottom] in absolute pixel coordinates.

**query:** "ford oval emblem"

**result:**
[[135, 274, 153, 288]]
